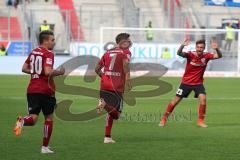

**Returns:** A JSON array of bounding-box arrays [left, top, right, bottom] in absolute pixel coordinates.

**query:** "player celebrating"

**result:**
[[14, 30, 65, 153], [95, 33, 132, 143], [159, 39, 222, 128]]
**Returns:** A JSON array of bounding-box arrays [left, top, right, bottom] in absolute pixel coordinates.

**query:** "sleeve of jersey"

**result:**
[[99, 53, 106, 66], [184, 51, 191, 58], [205, 53, 214, 60], [125, 49, 132, 61], [44, 53, 54, 67], [127, 52, 131, 61], [124, 54, 130, 63], [25, 55, 31, 64]]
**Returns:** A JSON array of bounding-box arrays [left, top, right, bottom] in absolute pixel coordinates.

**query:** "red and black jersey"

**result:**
[[182, 51, 214, 85], [99, 48, 129, 93], [25, 47, 55, 96]]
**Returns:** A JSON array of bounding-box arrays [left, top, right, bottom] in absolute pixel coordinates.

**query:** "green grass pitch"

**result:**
[[0, 75, 240, 160]]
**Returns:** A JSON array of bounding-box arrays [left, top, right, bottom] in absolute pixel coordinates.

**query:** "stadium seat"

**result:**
[[56, 0, 85, 41], [0, 17, 22, 40]]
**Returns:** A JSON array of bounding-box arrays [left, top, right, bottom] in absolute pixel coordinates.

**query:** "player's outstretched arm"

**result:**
[[177, 39, 189, 57], [45, 66, 65, 77], [22, 63, 31, 74], [123, 60, 132, 91], [213, 48, 222, 59], [211, 41, 223, 59], [95, 61, 103, 77]]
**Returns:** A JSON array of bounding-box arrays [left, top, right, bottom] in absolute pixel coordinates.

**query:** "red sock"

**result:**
[[163, 103, 175, 119], [23, 116, 34, 126], [43, 120, 53, 147], [198, 104, 206, 120], [105, 114, 113, 138]]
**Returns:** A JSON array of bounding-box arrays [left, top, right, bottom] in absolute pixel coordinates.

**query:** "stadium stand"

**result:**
[[0, 4, 23, 40], [56, 0, 85, 41], [0, 0, 239, 53], [73, 0, 124, 42], [133, 0, 164, 28], [23, 1, 68, 50], [180, 0, 240, 28], [0, 17, 22, 40], [119, 0, 139, 27]]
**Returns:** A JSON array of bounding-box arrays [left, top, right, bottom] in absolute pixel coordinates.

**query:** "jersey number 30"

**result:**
[[30, 55, 43, 74]]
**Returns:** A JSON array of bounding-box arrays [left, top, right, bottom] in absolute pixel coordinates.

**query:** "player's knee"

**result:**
[[172, 96, 181, 106], [45, 118, 53, 122], [32, 120, 37, 125], [200, 97, 206, 103], [44, 114, 54, 121], [199, 94, 206, 105], [31, 116, 38, 125], [170, 100, 177, 107], [200, 101, 206, 106]]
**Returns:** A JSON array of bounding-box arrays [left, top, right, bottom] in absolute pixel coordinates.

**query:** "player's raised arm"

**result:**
[[211, 40, 223, 59], [177, 39, 189, 57], [123, 58, 132, 91], [45, 66, 65, 77]]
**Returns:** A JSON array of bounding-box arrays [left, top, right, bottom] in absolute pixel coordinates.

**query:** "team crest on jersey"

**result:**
[[201, 58, 206, 64], [46, 58, 52, 65]]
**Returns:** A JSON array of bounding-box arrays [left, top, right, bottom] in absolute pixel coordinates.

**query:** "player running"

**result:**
[[95, 33, 132, 143], [159, 39, 222, 128], [14, 30, 65, 153]]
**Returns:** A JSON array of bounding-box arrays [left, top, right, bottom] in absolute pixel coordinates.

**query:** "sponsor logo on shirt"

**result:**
[[110, 49, 123, 54], [201, 58, 206, 64], [32, 51, 43, 55], [105, 71, 121, 76], [46, 58, 52, 65], [190, 61, 206, 67]]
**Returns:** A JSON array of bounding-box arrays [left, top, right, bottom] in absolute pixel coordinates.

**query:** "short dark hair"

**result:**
[[39, 30, 54, 44], [196, 39, 205, 46], [115, 33, 130, 44]]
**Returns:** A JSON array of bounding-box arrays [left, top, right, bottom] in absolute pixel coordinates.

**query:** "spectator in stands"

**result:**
[[224, 23, 234, 51], [161, 47, 172, 59], [7, 0, 13, 6], [40, 20, 50, 32], [6, 0, 19, 8], [14, 0, 19, 8], [145, 21, 154, 41], [0, 45, 7, 56]]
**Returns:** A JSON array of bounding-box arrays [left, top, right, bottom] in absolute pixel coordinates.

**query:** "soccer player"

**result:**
[[95, 33, 132, 143], [159, 39, 222, 128], [14, 30, 65, 153]]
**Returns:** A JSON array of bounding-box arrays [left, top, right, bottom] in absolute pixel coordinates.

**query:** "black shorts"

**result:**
[[27, 93, 56, 116], [100, 90, 123, 112], [176, 83, 206, 98]]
